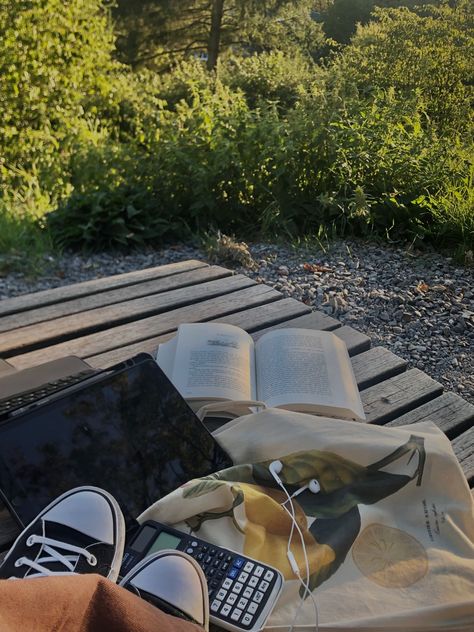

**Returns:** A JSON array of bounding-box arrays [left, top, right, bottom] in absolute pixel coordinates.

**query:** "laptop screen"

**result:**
[[0, 357, 233, 530]]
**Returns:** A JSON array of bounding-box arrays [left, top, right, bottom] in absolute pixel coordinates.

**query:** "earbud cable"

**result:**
[[270, 472, 319, 632]]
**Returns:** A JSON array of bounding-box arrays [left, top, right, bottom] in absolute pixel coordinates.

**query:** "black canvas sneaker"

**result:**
[[120, 550, 209, 631], [0, 486, 125, 582]]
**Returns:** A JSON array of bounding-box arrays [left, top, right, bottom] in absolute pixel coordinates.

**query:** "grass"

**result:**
[[0, 206, 56, 276]]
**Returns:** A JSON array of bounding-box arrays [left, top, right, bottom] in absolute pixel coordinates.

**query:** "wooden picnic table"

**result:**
[[0, 259, 473, 548]]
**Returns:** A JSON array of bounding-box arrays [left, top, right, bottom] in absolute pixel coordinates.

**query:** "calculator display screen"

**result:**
[[149, 531, 182, 554]]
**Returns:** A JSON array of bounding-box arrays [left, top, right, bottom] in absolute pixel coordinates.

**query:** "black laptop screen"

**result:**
[[0, 357, 232, 528]]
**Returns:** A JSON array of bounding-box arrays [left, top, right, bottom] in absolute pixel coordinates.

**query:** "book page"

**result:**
[[169, 323, 256, 402], [255, 328, 365, 419], [155, 336, 178, 380]]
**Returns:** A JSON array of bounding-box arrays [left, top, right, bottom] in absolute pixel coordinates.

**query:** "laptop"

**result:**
[[0, 353, 233, 546], [0, 356, 98, 420]]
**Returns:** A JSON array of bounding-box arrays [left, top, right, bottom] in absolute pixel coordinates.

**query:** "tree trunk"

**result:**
[[207, 0, 225, 71]]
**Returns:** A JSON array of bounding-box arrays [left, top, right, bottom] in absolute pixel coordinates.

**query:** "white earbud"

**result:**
[[292, 479, 321, 498], [269, 460, 284, 486]]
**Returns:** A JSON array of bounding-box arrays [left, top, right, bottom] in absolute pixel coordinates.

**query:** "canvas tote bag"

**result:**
[[139, 410, 474, 631]]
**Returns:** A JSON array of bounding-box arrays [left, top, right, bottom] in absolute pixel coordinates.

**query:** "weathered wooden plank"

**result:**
[[250, 309, 369, 356], [87, 298, 311, 368], [362, 369, 444, 425], [333, 326, 371, 357], [0, 272, 254, 356], [8, 284, 282, 370], [386, 392, 474, 438], [251, 310, 341, 339], [0, 359, 16, 376], [451, 427, 474, 484], [351, 347, 408, 390], [0, 260, 208, 317], [0, 266, 232, 333]]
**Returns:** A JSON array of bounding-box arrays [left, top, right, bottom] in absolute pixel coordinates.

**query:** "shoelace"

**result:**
[[12, 534, 97, 578]]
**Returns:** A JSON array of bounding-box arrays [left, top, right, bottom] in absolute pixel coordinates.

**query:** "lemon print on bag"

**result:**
[[239, 483, 335, 580], [352, 523, 428, 588]]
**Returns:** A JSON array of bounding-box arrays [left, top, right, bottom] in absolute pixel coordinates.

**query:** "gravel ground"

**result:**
[[1, 239, 473, 404]]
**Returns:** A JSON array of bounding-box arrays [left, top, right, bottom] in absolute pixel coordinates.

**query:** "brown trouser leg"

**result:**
[[0, 574, 204, 632]]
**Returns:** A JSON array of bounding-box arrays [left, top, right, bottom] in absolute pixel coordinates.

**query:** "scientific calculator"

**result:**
[[121, 520, 284, 632]]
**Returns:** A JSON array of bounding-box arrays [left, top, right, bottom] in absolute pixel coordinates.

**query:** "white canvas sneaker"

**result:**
[[0, 486, 125, 582], [120, 550, 209, 631]]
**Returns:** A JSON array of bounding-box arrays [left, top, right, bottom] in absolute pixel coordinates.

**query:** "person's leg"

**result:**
[[0, 574, 205, 632]]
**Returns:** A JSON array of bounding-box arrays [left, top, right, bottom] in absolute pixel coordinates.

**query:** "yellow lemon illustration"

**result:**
[[352, 523, 428, 588], [240, 483, 335, 580]]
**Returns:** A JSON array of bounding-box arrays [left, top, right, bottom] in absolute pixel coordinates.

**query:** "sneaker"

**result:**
[[120, 550, 209, 631], [0, 486, 125, 582]]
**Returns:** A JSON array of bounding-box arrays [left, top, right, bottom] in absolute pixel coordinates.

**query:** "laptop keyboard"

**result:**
[[0, 370, 97, 418]]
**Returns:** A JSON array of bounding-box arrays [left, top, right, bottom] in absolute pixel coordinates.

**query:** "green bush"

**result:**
[[48, 185, 185, 250]]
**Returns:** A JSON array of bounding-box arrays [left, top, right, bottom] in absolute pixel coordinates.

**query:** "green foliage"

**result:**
[[341, 2, 474, 133], [1, 0, 473, 261], [220, 51, 322, 110], [48, 186, 185, 250]]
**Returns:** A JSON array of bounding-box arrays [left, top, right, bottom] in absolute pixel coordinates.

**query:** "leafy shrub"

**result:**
[[339, 3, 474, 134], [48, 186, 186, 250], [220, 51, 321, 110]]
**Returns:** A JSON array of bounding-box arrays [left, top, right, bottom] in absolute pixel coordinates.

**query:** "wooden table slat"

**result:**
[[332, 326, 371, 357], [451, 427, 474, 484], [252, 311, 342, 338], [386, 391, 474, 438], [87, 298, 311, 368], [0, 271, 253, 356], [351, 347, 408, 390], [0, 260, 208, 317], [362, 368, 444, 425], [0, 266, 232, 334], [7, 284, 283, 370]]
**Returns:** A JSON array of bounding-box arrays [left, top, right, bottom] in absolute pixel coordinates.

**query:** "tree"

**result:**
[[337, 2, 474, 132], [113, 0, 319, 71]]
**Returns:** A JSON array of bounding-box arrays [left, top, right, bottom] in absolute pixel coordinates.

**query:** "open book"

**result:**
[[156, 323, 365, 421]]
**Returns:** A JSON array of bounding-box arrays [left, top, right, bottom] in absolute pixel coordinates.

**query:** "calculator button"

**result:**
[[210, 549, 217, 556], [218, 551, 225, 559], [191, 541, 198, 547], [215, 572, 224, 581], [202, 546, 208, 552], [196, 552, 204, 561], [233, 557, 245, 569], [221, 603, 232, 617], [242, 613, 254, 626], [216, 588, 227, 601], [226, 555, 233, 563], [248, 576, 259, 588], [258, 580, 270, 592], [205, 555, 212, 564], [243, 561, 254, 573], [238, 571, 249, 583], [231, 582, 243, 594], [243, 587, 253, 599], [213, 559, 221, 567], [223, 578, 233, 590], [248, 601, 259, 615], [264, 569, 274, 582], [211, 599, 221, 612], [186, 548, 194, 555], [237, 597, 248, 609], [221, 562, 229, 571], [208, 568, 216, 577], [254, 591, 264, 603], [227, 593, 237, 605], [230, 608, 243, 622], [254, 565, 264, 577], [228, 567, 239, 579]]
